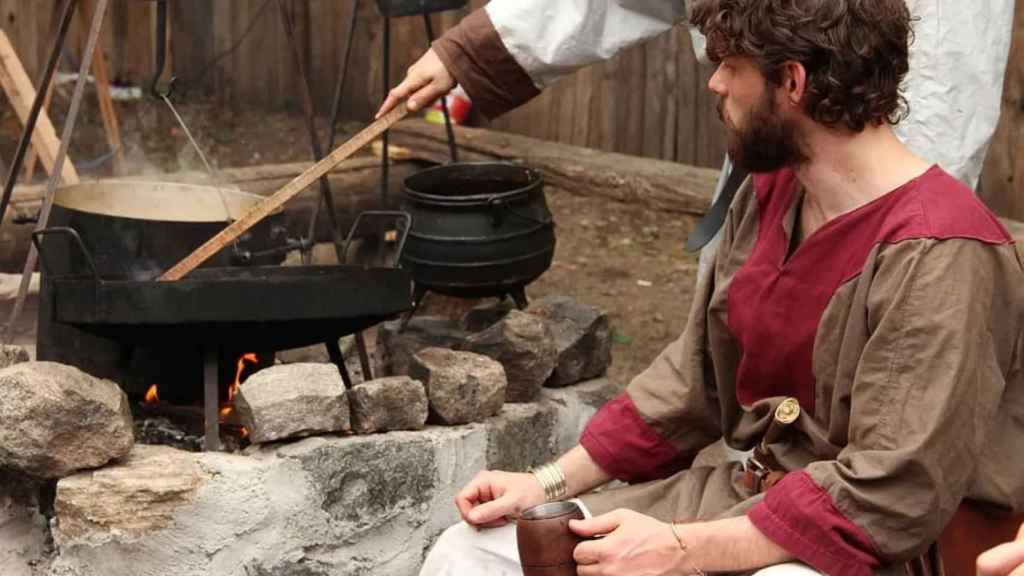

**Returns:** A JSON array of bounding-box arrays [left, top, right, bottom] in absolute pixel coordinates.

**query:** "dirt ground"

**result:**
[[1, 95, 703, 389]]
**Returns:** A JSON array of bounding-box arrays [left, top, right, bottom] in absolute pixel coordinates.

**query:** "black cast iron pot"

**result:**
[[400, 163, 555, 306], [44, 180, 287, 279]]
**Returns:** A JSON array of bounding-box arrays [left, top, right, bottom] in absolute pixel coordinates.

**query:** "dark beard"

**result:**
[[718, 94, 807, 173]]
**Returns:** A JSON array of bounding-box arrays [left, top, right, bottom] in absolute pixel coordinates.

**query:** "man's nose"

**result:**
[[708, 63, 727, 95]]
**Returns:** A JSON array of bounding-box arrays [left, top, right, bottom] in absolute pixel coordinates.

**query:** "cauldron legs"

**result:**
[[325, 340, 354, 389], [508, 288, 529, 310]]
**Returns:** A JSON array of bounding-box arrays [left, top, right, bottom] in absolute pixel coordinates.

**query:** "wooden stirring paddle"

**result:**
[[159, 103, 409, 282]]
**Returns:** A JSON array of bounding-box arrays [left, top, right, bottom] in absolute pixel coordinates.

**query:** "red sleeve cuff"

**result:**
[[580, 393, 690, 483], [748, 471, 880, 576]]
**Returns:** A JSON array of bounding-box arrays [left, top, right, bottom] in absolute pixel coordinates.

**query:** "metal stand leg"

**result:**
[[325, 339, 354, 388], [399, 284, 429, 332], [422, 13, 458, 164], [354, 332, 373, 381], [203, 345, 221, 452], [306, 0, 360, 260]]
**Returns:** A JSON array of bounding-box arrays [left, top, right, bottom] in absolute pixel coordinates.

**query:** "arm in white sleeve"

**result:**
[[484, 0, 689, 89]]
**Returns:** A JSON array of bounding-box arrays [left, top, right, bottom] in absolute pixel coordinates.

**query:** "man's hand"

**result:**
[[977, 523, 1024, 576], [455, 470, 546, 528], [375, 49, 456, 119], [569, 509, 692, 576]]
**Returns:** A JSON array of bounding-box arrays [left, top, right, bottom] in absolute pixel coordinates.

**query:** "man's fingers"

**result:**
[[978, 542, 1024, 576], [375, 76, 424, 118], [466, 495, 515, 525], [569, 512, 623, 538], [573, 539, 605, 566]]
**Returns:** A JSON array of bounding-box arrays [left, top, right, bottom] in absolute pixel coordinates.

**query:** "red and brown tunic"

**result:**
[[577, 167, 1024, 576], [434, 7, 1024, 575]]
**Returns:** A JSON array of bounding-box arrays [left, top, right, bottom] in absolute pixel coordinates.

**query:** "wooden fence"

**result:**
[[1, 0, 1021, 219]]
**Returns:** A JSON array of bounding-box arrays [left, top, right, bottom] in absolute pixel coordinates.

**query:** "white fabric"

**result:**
[[419, 520, 822, 575], [482, 0, 1015, 189], [484, 0, 688, 89], [895, 0, 1015, 189]]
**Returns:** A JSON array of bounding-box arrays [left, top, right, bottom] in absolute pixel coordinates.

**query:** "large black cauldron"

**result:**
[[400, 163, 555, 308]]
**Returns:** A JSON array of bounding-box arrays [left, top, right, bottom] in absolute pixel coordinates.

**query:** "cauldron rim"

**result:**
[[402, 162, 543, 207]]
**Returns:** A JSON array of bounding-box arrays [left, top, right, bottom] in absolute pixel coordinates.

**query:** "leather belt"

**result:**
[[742, 454, 787, 493]]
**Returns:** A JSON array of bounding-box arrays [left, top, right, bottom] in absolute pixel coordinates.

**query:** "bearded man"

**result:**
[[378, 1, 1024, 575]]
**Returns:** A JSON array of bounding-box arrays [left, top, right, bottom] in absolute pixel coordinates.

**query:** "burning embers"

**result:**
[[144, 384, 160, 405], [135, 352, 262, 451]]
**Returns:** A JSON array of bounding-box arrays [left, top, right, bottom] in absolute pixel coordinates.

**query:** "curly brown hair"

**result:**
[[689, 0, 912, 132]]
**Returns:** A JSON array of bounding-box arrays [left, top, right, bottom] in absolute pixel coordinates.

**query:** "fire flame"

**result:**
[[220, 353, 259, 441], [144, 384, 160, 405]]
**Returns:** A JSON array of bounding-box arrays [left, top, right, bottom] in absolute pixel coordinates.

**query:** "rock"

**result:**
[[486, 402, 558, 472], [0, 362, 134, 479], [235, 363, 350, 444], [461, 310, 557, 402], [460, 299, 515, 332], [409, 348, 506, 425], [0, 345, 30, 369], [53, 445, 208, 545], [378, 316, 468, 377], [275, 343, 331, 364], [1, 470, 49, 576], [349, 376, 429, 434], [527, 296, 613, 387]]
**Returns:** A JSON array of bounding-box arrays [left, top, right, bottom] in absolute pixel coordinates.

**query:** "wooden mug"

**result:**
[[516, 501, 586, 576]]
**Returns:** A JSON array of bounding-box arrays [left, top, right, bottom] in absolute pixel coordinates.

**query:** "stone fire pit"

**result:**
[[0, 295, 616, 575], [4, 380, 614, 576]]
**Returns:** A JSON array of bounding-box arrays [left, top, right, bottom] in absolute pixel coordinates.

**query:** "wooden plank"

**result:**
[[0, 28, 79, 185], [22, 78, 54, 182], [674, 27, 700, 165], [159, 103, 409, 281]]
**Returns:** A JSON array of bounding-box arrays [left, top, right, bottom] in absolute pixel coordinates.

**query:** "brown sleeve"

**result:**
[[751, 238, 1023, 568], [432, 8, 541, 119]]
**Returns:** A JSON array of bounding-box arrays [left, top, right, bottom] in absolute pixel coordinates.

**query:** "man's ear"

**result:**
[[779, 61, 808, 108]]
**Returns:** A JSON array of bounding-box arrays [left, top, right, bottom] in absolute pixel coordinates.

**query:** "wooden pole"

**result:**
[[158, 103, 409, 282], [0, 29, 80, 186]]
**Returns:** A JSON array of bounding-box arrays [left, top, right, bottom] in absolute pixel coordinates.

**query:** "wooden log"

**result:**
[[0, 29, 79, 186], [385, 119, 719, 216]]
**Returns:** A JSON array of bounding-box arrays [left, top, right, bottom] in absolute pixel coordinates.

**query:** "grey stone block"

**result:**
[[236, 363, 350, 444], [378, 317, 468, 377], [462, 311, 557, 403], [409, 348, 506, 426], [485, 402, 559, 472], [528, 296, 613, 387], [0, 362, 134, 479], [349, 376, 429, 434]]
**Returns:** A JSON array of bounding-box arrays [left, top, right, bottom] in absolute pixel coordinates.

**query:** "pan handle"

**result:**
[[31, 227, 104, 285], [342, 211, 412, 267]]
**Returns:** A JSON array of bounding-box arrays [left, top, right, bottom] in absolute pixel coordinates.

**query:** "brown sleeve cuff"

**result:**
[[432, 8, 541, 119]]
